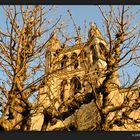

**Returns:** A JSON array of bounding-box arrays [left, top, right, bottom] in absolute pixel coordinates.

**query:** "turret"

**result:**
[[45, 33, 61, 72], [47, 33, 61, 52], [88, 21, 109, 64], [88, 22, 102, 39]]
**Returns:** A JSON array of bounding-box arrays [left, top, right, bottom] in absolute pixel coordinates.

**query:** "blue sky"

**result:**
[[55, 6, 104, 38], [0, 6, 102, 31], [56, 6, 102, 26]]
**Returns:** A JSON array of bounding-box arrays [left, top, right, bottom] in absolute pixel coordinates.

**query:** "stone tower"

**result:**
[[30, 22, 114, 131]]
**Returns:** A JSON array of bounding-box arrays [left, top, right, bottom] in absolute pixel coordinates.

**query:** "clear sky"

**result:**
[[56, 6, 103, 26], [0, 5, 139, 87], [55, 6, 104, 38]]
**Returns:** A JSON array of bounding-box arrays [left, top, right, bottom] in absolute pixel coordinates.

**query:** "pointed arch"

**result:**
[[90, 45, 98, 64], [71, 52, 79, 69], [99, 42, 106, 56], [70, 77, 81, 95], [61, 55, 68, 68], [80, 50, 87, 67], [60, 79, 68, 101], [46, 51, 52, 68]]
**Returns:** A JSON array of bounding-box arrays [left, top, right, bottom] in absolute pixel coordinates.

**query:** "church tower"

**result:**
[[30, 22, 112, 131]]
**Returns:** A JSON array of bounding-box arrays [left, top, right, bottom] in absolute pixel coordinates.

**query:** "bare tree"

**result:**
[[0, 5, 140, 131], [96, 5, 140, 130], [0, 5, 62, 131]]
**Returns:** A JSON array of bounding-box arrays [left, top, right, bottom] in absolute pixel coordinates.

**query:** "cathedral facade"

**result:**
[[30, 23, 140, 131], [30, 23, 109, 130]]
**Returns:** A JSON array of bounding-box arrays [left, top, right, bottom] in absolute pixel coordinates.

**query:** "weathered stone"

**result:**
[[74, 100, 100, 131]]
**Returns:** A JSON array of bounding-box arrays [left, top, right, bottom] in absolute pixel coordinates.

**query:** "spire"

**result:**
[[47, 31, 61, 52], [88, 21, 102, 39]]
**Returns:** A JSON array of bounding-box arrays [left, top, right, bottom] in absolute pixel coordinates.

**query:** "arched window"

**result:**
[[80, 50, 87, 59], [90, 45, 98, 64], [80, 50, 87, 67], [71, 53, 79, 69], [46, 51, 51, 67], [60, 79, 67, 101], [99, 43, 106, 56], [70, 77, 81, 95], [61, 55, 68, 68]]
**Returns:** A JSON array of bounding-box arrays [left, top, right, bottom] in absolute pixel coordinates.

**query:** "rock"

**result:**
[[74, 100, 100, 131]]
